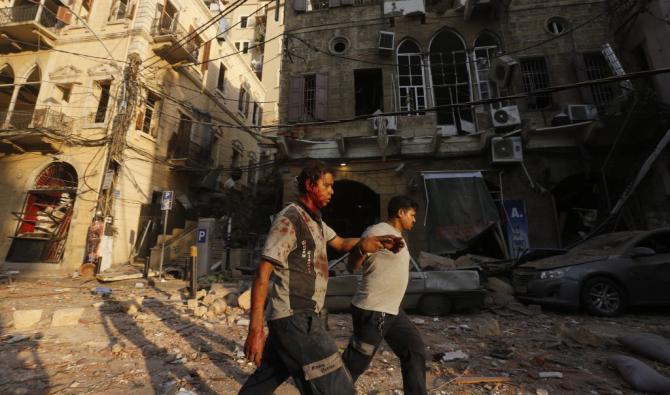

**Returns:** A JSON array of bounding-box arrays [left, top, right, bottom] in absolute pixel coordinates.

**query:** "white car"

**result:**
[[325, 254, 485, 316]]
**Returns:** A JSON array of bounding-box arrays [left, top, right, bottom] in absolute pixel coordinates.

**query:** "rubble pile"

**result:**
[[1, 276, 670, 394]]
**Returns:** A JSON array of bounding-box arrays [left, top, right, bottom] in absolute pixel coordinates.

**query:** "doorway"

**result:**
[[322, 180, 380, 258]]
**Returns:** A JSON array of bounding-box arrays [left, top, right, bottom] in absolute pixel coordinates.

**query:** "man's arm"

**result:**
[[244, 260, 274, 366], [327, 236, 359, 253], [346, 242, 368, 273]]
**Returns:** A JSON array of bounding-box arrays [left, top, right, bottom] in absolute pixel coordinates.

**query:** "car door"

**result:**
[[628, 231, 670, 303]]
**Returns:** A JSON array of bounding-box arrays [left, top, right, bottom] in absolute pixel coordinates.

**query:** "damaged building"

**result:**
[[0, 0, 278, 273], [271, 0, 670, 258]]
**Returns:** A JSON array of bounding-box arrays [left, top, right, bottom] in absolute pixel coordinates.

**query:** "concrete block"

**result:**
[[13, 309, 43, 330], [51, 308, 84, 327], [238, 289, 251, 311]]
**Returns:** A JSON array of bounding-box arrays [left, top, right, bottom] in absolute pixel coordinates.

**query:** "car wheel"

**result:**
[[581, 277, 626, 317], [418, 294, 452, 316]]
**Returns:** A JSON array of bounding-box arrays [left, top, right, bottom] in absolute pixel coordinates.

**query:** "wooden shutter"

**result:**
[[135, 109, 144, 130], [329, 0, 341, 7], [126, 2, 136, 19], [294, 0, 307, 12], [574, 54, 594, 104], [202, 41, 211, 72], [288, 76, 304, 122], [56, 6, 73, 24], [315, 73, 328, 121]]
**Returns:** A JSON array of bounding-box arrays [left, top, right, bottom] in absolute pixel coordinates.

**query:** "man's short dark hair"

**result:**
[[296, 160, 334, 194], [387, 195, 419, 218]]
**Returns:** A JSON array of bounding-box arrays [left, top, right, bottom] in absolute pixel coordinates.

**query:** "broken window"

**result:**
[[473, 32, 509, 109], [354, 68, 384, 116], [238, 86, 250, 117], [520, 57, 552, 110], [94, 80, 111, 123], [288, 73, 327, 122], [582, 52, 616, 106], [6, 162, 78, 263], [430, 30, 474, 134], [397, 40, 425, 114], [217, 63, 226, 92], [110, 0, 129, 20], [8, 66, 42, 129], [136, 92, 161, 137], [247, 153, 257, 185]]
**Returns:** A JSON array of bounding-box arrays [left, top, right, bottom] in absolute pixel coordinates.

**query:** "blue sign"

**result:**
[[503, 200, 530, 259], [197, 229, 207, 243], [161, 191, 173, 211]]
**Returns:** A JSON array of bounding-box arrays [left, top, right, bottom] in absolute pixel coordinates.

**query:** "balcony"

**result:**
[[168, 128, 212, 169], [0, 108, 74, 154], [151, 15, 199, 64], [0, 4, 61, 53]]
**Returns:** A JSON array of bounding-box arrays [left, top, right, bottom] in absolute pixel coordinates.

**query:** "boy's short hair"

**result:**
[[387, 195, 419, 218], [296, 160, 334, 194]]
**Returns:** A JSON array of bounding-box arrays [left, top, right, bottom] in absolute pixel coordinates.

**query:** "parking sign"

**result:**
[[197, 229, 207, 243], [161, 191, 173, 211]]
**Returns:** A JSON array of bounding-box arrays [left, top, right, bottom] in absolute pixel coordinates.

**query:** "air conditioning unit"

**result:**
[[378, 31, 395, 51], [490, 105, 521, 128], [567, 104, 598, 122], [371, 115, 397, 131], [489, 55, 518, 87], [491, 136, 523, 163]]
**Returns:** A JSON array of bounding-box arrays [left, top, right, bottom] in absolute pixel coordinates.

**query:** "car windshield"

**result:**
[[570, 232, 639, 254]]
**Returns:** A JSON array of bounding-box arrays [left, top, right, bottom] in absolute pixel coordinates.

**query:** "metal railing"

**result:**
[[0, 5, 60, 29], [170, 129, 211, 165], [151, 15, 198, 55], [0, 108, 73, 133]]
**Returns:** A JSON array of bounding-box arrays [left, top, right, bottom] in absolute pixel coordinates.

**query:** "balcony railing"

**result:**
[[170, 129, 211, 167], [0, 5, 60, 29], [151, 14, 198, 61], [0, 108, 73, 133]]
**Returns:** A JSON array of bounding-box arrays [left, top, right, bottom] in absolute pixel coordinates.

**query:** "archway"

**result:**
[[0, 65, 14, 116], [10, 66, 41, 128], [322, 180, 380, 257], [7, 162, 78, 262]]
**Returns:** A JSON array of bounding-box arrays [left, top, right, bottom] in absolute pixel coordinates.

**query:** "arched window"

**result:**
[[429, 30, 473, 134], [0, 65, 15, 116], [473, 32, 507, 109], [397, 40, 426, 114], [10, 66, 42, 128]]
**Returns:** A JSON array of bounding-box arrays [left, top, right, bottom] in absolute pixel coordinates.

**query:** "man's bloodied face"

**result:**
[[306, 172, 335, 209]]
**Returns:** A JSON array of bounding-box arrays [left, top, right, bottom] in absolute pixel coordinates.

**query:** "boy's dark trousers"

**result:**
[[238, 311, 354, 395], [342, 305, 427, 395]]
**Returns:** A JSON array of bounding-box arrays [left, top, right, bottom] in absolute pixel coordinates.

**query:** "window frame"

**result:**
[[396, 41, 426, 115], [520, 56, 553, 110], [94, 80, 112, 124]]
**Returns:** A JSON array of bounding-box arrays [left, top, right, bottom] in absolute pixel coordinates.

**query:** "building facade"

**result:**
[[0, 0, 272, 272], [273, 0, 670, 257]]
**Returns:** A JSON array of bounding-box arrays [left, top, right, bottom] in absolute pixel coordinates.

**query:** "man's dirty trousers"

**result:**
[[342, 305, 427, 395], [238, 311, 355, 395]]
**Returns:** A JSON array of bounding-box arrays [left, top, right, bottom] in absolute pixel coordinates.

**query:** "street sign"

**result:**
[[197, 229, 207, 243], [161, 191, 173, 211]]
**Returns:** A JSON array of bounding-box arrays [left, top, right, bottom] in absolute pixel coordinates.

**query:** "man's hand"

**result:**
[[360, 235, 404, 254], [244, 327, 265, 366]]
